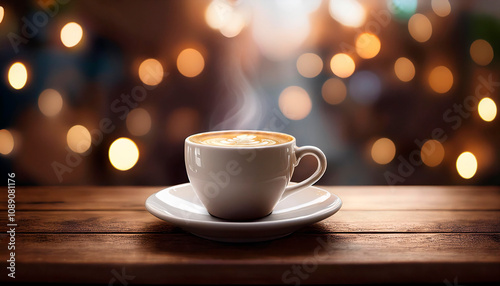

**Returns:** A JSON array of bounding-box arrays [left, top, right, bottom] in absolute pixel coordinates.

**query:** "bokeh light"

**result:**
[[126, 108, 152, 136], [177, 48, 205, 77], [220, 11, 245, 38], [330, 53, 355, 78], [297, 53, 323, 78], [371, 138, 396, 165], [205, 0, 232, 30], [8, 62, 28, 90], [279, 86, 312, 120], [421, 140, 445, 167], [138, 58, 164, 86], [60, 22, 83, 48], [109, 138, 140, 171], [349, 71, 381, 105], [251, 1, 312, 61], [478, 97, 497, 122], [355, 33, 381, 59], [0, 129, 14, 155], [431, 0, 451, 17], [470, 39, 494, 66], [429, 66, 453, 94], [322, 78, 347, 105], [394, 57, 415, 82], [38, 89, 63, 117], [456, 152, 477, 179], [2, 1, 499, 186], [67, 125, 91, 153], [388, 0, 417, 20], [329, 0, 366, 28], [408, 14, 432, 42]]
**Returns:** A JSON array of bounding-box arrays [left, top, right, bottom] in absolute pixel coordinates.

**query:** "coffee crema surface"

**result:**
[[190, 132, 293, 147]]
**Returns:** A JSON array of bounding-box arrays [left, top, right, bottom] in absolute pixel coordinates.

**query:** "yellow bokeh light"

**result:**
[[408, 13, 432, 42], [421, 140, 445, 167], [297, 53, 323, 78], [431, 0, 451, 17], [0, 129, 14, 155], [330, 53, 355, 78], [456, 152, 477, 179], [177, 48, 205, 78], [322, 78, 347, 105], [138, 58, 164, 86], [0, 6, 4, 24], [38, 89, 63, 117], [371, 138, 396, 165], [394, 57, 415, 82], [279, 86, 312, 120], [429, 66, 453, 94], [67, 125, 91, 153], [478, 97, 497, 122], [8, 62, 28, 90], [126, 108, 152, 136], [329, 0, 366, 28], [109, 137, 139, 171], [355, 33, 381, 59], [60, 22, 83, 48], [470, 39, 494, 66]]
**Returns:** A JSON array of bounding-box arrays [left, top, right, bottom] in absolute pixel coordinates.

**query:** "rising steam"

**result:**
[[209, 55, 264, 131]]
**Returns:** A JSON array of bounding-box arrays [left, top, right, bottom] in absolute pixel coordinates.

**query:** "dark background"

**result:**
[[0, 0, 499, 186]]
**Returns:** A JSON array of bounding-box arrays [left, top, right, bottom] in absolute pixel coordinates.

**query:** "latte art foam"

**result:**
[[189, 131, 292, 147], [201, 135, 277, 146]]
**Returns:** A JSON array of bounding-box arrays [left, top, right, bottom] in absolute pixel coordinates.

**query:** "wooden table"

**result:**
[[1, 186, 499, 285]]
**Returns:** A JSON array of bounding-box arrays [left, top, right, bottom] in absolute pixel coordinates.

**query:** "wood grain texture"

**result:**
[[5, 210, 500, 233], [1, 186, 499, 284], [1, 185, 500, 210], [1, 233, 499, 284]]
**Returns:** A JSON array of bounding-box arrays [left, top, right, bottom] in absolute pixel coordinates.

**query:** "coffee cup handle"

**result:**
[[281, 146, 327, 200]]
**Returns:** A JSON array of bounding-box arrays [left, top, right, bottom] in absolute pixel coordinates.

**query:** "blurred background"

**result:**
[[0, 0, 498, 186]]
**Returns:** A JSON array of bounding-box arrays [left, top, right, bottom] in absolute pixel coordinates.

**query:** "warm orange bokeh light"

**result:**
[[470, 39, 494, 66], [138, 58, 164, 86], [356, 33, 381, 59], [38, 89, 63, 117], [0, 129, 14, 155], [279, 86, 312, 120], [408, 14, 432, 42], [432, 0, 451, 17], [429, 66, 453, 94], [394, 57, 415, 82], [67, 125, 91, 153], [322, 78, 347, 105], [0, 6, 4, 24], [177, 48, 205, 77], [330, 53, 355, 78], [126, 108, 152, 136], [421, 140, 445, 167], [371, 138, 396, 165], [297, 53, 323, 78]]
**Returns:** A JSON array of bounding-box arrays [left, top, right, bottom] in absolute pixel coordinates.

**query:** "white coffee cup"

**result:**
[[185, 130, 327, 221]]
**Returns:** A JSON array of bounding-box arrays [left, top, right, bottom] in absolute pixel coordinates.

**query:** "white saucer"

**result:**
[[145, 183, 342, 243]]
